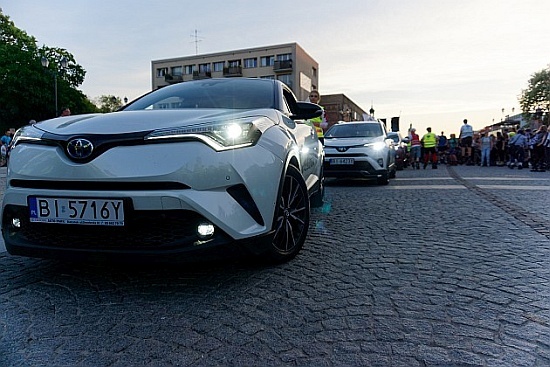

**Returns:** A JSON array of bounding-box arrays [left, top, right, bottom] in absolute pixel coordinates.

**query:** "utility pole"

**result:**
[[190, 29, 202, 55]]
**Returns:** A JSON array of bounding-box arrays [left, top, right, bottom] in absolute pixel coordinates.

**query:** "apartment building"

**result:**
[[321, 94, 369, 129], [151, 42, 319, 101]]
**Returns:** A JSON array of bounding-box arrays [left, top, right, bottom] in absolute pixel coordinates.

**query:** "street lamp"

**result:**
[[41, 56, 68, 116]]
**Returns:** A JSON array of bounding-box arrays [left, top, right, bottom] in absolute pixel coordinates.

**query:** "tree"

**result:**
[[519, 65, 550, 125], [94, 95, 124, 113], [0, 10, 97, 131]]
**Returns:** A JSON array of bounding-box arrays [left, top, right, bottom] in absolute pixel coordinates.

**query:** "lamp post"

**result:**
[[41, 56, 68, 116]]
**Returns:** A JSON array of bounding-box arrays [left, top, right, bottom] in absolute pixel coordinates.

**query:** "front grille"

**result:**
[[3, 205, 226, 251], [325, 153, 368, 158]]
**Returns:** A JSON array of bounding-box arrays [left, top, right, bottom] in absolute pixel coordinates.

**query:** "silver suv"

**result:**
[[323, 120, 396, 185]]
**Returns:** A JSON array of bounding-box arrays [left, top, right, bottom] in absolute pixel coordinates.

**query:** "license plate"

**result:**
[[330, 158, 354, 165], [28, 197, 125, 226]]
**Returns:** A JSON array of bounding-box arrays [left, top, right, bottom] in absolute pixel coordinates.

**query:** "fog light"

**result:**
[[377, 158, 384, 167], [12, 218, 21, 228], [197, 222, 215, 239]]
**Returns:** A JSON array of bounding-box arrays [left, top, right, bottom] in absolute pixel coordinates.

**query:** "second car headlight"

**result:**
[[144, 116, 270, 151], [364, 141, 386, 151]]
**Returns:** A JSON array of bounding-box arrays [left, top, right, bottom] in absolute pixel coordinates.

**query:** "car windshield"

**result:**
[[124, 78, 276, 111], [325, 123, 384, 138], [388, 134, 400, 143]]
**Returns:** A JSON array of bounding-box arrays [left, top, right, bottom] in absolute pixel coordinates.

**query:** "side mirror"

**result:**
[[291, 102, 323, 120]]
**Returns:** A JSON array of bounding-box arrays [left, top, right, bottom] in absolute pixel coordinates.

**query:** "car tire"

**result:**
[[266, 165, 310, 263], [310, 167, 324, 208]]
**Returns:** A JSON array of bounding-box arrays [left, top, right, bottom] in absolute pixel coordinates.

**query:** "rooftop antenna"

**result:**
[[190, 29, 203, 55]]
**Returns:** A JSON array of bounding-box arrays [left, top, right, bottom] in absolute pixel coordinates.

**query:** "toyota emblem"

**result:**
[[67, 138, 94, 159]]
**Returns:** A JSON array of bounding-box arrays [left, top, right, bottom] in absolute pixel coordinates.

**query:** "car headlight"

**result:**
[[144, 116, 270, 151], [10, 125, 45, 149], [364, 141, 386, 151]]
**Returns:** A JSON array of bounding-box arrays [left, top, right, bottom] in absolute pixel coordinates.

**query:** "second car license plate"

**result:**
[[28, 197, 125, 226], [330, 158, 354, 165]]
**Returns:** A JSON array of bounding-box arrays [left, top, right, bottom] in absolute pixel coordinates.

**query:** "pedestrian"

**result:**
[[0, 141, 6, 167], [437, 131, 448, 164], [421, 127, 438, 169], [508, 129, 528, 169], [408, 127, 422, 169], [60, 107, 71, 117], [459, 119, 474, 164], [479, 132, 492, 167], [494, 131, 506, 166], [306, 91, 327, 144], [530, 125, 547, 172], [448, 133, 459, 165], [1, 130, 12, 147], [542, 126, 550, 171]]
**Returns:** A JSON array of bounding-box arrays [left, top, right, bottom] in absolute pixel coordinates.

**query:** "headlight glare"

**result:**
[[364, 141, 386, 151], [144, 117, 266, 150]]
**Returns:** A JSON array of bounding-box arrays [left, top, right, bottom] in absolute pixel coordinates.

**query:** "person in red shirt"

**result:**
[[408, 128, 422, 169]]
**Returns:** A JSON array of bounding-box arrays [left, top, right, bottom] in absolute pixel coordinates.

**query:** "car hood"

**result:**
[[33, 109, 278, 135], [324, 136, 384, 147]]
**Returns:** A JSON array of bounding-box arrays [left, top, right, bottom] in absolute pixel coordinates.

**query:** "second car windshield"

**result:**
[[325, 124, 383, 138]]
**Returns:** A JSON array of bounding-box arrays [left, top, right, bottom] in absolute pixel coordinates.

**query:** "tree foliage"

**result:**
[[94, 95, 124, 113], [519, 65, 550, 124], [0, 10, 97, 131]]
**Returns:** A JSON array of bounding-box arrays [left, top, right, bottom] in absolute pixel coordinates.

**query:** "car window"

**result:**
[[325, 123, 383, 138], [125, 79, 275, 110]]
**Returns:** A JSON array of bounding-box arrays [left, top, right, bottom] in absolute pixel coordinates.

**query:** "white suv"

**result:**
[[323, 120, 396, 185]]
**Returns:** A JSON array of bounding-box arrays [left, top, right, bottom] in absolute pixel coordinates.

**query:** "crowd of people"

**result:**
[[407, 119, 550, 172]]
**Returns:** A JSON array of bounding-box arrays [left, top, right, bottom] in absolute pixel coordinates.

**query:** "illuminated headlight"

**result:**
[[10, 125, 45, 149], [144, 116, 271, 151], [364, 141, 386, 151]]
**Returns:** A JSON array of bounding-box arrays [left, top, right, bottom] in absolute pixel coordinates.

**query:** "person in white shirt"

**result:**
[[459, 119, 474, 164]]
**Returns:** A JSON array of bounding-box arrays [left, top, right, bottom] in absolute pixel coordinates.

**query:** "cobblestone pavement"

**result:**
[[1, 165, 550, 366]]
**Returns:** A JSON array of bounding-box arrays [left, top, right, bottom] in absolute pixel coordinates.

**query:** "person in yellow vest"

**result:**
[[307, 90, 327, 143], [421, 127, 438, 169]]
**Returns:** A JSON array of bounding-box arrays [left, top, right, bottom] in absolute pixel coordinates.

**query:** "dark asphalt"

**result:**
[[1, 165, 549, 366]]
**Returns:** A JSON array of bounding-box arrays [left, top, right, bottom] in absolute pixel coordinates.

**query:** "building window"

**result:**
[[260, 75, 275, 79], [277, 53, 292, 61], [244, 58, 257, 69], [156, 68, 168, 77], [278, 74, 292, 89], [228, 59, 241, 67], [312, 67, 317, 77], [213, 62, 224, 72], [171, 66, 182, 76], [260, 56, 274, 67], [184, 65, 195, 75], [199, 63, 211, 73]]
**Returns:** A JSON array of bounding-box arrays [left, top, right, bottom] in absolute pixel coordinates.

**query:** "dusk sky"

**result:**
[[3, 0, 550, 135]]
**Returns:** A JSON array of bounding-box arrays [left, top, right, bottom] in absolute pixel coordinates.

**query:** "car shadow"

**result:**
[[325, 178, 387, 187]]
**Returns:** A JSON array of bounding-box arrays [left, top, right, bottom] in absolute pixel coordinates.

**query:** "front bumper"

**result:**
[[323, 157, 389, 179], [1, 140, 286, 260], [2, 204, 275, 262]]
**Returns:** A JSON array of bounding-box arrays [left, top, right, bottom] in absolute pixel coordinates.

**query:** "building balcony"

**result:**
[[164, 74, 183, 84], [193, 71, 212, 80], [273, 60, 293, 73], [223, 66, 243, 77]]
